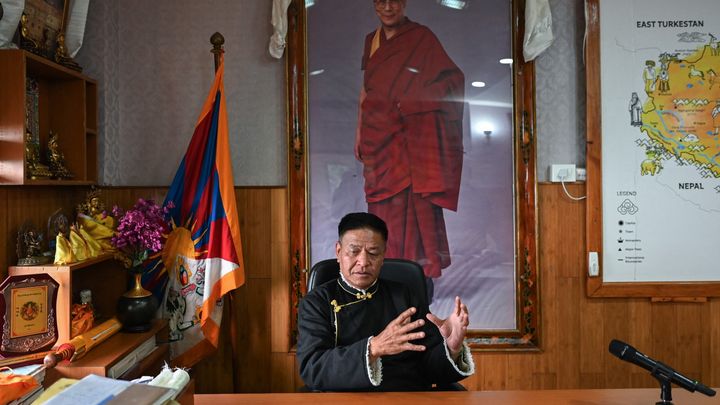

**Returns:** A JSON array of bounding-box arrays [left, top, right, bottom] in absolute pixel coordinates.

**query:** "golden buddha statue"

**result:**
[[47, 131, 74, 179], [76, 187, 116, 252], [25, 130, 52, 179]]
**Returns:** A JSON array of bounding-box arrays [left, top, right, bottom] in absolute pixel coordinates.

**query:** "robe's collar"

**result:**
[[338, 271, 379, 299], [378, 17, 416, 42]]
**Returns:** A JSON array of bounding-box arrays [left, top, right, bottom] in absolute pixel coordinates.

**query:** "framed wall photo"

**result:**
[[0, 273, 59, 356], [286, 0, 539, 349], [585, 0, 720, 298]]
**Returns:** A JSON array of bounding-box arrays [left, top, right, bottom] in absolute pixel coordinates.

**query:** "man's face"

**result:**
[[374, 0, 406, 30], [336, 228, 386, 290]]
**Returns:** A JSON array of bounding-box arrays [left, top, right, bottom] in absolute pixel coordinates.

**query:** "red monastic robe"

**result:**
[[359, 19, 464, 278]]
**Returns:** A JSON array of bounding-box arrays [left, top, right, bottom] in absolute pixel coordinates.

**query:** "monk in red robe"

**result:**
[[356, 0, 464, 290]]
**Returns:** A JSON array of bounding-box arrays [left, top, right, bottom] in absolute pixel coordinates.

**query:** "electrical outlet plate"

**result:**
[[550, 164, 577, 182], [588, 251, 599, 277]]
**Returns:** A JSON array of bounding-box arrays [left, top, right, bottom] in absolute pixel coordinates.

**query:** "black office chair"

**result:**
[[306, 258, 466, 391], [308, 258, 428, 308]]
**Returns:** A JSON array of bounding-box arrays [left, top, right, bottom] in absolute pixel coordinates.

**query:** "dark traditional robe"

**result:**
[[359, 19, 464, 278], [297, 278, 473, 391]]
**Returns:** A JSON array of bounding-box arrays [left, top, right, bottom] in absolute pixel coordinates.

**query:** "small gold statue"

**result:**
[[25, 130, 52, 179], [77, 186, 105, 217], [16, 221, 51, 266], [18, 13, 40, 54], [47, 131, 74, 179], [76, 187, 116, 253], [55, 33, 82, 72]]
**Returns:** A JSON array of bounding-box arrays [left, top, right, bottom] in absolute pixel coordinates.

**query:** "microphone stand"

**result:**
[[651, 361, 674, 405]]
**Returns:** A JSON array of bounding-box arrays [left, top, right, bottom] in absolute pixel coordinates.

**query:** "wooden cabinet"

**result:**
[[0, 49, 98, 185], [9, 257, 172, 389], [8, 254, 128, 345], [43, 320, 170, 386]]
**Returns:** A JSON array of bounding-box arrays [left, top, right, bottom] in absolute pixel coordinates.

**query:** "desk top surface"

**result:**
[[195, 388, 718, 405]]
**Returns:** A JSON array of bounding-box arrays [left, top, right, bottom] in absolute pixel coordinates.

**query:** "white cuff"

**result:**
[[443, 339, 475, 376], [365, 336, 383, 386]]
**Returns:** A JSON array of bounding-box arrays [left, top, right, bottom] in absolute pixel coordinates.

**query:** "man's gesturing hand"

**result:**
[[369, 307, 426, 361], [426, 296, 469, 360]]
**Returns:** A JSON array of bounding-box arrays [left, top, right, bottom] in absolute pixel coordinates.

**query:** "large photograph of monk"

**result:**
[[308, 0, 516, 330]]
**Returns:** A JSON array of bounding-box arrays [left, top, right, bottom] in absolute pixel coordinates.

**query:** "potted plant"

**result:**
[[111, 198, 171, 332]]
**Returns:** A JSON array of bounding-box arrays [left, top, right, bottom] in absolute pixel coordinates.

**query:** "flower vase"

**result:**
[[116, 271, 158, 332]]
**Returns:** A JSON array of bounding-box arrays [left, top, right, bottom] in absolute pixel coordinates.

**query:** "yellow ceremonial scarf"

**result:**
[[78, 228, 102, 258], [77, 213, 115, 239], [54, 233, 76, 265], [69, 227, 89, 261], [370, 28, 381, 58]]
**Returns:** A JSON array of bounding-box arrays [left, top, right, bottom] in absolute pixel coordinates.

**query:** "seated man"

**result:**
[[297, 212, 474, 391]]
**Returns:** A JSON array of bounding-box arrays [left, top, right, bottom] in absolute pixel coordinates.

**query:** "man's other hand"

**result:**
[[369, 307, 426, 361], [426, 296, 469, 360]]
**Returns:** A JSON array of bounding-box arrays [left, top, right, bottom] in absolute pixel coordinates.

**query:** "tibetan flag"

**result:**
[[152, 54, 244, 367]]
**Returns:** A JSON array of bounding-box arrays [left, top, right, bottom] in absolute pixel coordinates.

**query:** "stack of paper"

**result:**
[[107, 335, 157, 378], [38, 374, 174, 405]]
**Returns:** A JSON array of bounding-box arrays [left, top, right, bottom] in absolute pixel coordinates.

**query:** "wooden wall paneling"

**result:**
[[270, 188, 290, 353], [602, 300, 633, 388], [698, 303, 713, 383], [237, 188, 272, 279], [0, 188, 7, 280], [193, 300, 236, 393], [627, 299, 652, 354], [504, 355, 534, 390], [531, 372, 557, 390], [675, 303, 704, 380], [537, 183, 584, 389], [650, 303, 677, 371], [627, 300, 654, 388], [234, 277, 271, 392], [708, 300, 720, 384], [555, 277, 581, 389], [577, 296, 605, 377], [538, 244, 557, 362], [543, 184, 587, 279], [102, 187, 168, 211], [479, 354, 507, 390], [269, 353, 298, 392]]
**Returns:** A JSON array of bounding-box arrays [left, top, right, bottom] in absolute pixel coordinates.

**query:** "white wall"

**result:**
[[76, 0, 584, 186], [76, 0, 286, 186]]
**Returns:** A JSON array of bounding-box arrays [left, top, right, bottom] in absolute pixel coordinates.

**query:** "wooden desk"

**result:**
[[195, 389, 718, 405]]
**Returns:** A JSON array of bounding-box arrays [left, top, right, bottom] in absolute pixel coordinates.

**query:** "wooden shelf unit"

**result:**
[[8, 254, 128, 345], [0, 49, 98, 185], [44, 320, 170, 386]]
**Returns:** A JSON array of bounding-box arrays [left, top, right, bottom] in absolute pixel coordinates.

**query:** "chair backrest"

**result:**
[[307, 258, 428, 309]]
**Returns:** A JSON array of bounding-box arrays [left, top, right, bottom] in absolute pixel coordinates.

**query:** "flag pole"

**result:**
[[209, 31, 238, 390], [211, 32, 225, 72]]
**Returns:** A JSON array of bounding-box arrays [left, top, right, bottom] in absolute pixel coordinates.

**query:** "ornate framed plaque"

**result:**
[[0, 273, 59, 356], [16, 0, 66, 60]]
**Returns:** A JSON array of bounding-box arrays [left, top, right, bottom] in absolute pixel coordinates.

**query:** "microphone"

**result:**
[[609, 339, 716, 397]]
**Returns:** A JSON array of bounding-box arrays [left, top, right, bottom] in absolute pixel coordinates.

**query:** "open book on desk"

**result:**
[[41, 374, 175, 405]]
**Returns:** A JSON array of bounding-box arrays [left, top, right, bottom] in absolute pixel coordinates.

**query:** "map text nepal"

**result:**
[[629, 34, 720, 180]]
